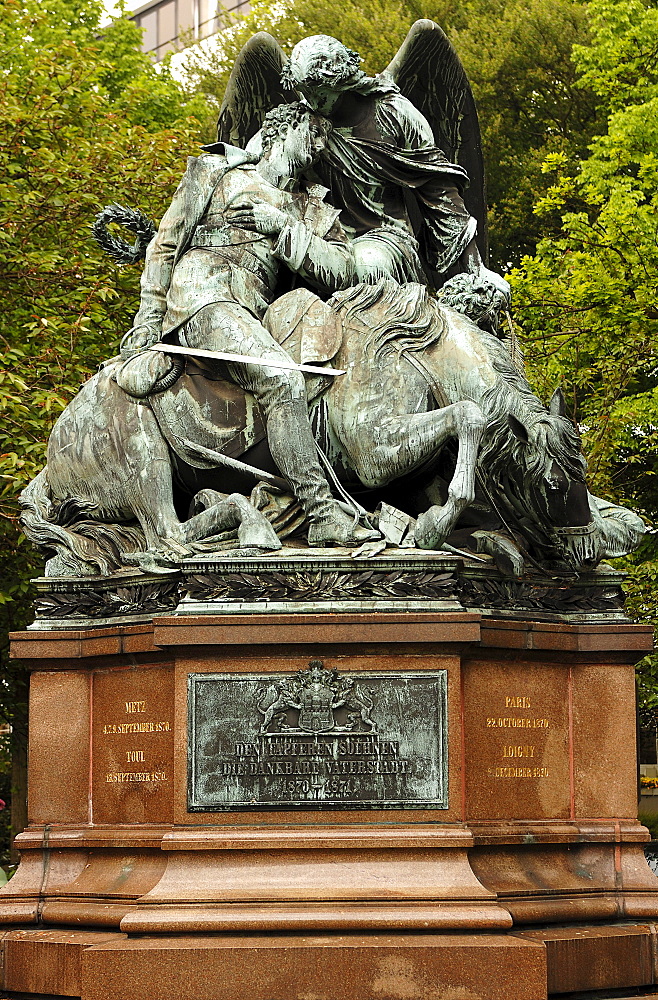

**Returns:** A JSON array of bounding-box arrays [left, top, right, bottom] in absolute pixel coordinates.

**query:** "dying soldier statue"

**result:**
[[120, 102, 377, 549], [18, 20, 646, 585]]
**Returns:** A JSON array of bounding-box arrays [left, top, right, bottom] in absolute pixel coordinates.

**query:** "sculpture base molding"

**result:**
[[28, 549, 630, 630], [2, 608, 657, 999]]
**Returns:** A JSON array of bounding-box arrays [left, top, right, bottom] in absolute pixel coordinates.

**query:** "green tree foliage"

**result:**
[[451, 0, 601, 265], [0, 0, 202, 854], [183, 0, 598, 266], [509, 0, 658, 716]]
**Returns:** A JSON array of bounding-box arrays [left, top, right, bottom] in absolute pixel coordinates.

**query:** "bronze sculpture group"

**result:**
[[20, 22, 645, 578]]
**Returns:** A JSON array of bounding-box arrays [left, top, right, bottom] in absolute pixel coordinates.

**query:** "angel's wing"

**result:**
[[216, 32, 296, 147], [386, 20, 488, 262]]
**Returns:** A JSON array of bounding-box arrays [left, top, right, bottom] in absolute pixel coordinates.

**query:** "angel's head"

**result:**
[[281, 35, 366, 111], [260, 102, 332, 175]]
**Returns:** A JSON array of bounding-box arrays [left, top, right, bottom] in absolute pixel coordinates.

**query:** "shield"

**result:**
[[298, 682, 335, 732]]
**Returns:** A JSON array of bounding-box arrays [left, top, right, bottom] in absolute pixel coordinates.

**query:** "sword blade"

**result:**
[[149, 343, 346, 376], [176, 435, 289, 492]]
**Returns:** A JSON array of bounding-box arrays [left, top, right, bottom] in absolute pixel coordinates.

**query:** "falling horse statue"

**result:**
[[321, 281, 644, 573], [20, 280, 643, 578]]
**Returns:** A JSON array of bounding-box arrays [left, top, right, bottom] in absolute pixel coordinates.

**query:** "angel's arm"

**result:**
[[274, 213, 355, 294]]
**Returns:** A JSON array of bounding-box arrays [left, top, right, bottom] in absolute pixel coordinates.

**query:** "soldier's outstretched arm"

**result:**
[[121, 160, 197, 356]]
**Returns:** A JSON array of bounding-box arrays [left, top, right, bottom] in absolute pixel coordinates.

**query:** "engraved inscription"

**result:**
[[188, 664, 448, 811], [99, 699, 172, 786], [102, 720, 170, 734], [505, 696, 531, 708], [486, 717, 549, 729], [105, 770, 167, 782], [490, 766, 549, 778], [502, 745, 535, 757], [486, 693, 550, 779], [92, 667, 175, 826]]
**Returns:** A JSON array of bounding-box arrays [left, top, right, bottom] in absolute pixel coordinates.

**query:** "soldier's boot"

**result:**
[[266, 402, 380, 548]]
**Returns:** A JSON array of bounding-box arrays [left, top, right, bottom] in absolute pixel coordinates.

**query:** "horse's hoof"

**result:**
[[236, 520, 282, 552], [473, 530, 524, 576], [414, 505, 454, 550]]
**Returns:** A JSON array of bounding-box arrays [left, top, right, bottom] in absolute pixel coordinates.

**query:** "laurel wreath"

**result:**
[[91, 203, 157, 265]]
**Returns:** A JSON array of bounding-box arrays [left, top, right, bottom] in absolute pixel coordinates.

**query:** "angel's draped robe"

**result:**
[[307, 81, 478, 282]]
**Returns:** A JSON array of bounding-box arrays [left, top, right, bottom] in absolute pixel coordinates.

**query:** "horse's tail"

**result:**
[[20, 469, 146, 577], [91, 204, 157, 265], [589, 495, 646, 558]]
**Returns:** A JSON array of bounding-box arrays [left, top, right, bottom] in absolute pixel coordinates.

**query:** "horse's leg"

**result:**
[[181, 492, 281, 551], [124, 455, 188, 552], [130, 479, 280, 556], [331, 400, 486, 548], [115, 398, 279, 554], [413, 404, 486, 550]]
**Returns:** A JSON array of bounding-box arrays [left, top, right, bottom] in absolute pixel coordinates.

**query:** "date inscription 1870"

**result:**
[[188, 661, 448, 810]]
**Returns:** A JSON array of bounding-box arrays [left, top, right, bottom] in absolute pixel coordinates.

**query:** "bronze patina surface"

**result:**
[[5, 21, 658, 1000], [187, 664, 448, 810]]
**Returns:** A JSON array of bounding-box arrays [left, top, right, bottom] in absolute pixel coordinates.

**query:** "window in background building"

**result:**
[[131, 0, 251, 60], [157, 0, 176, 57], [224, 0, 249, 19], [138, 7, 158, 53], [199, 0, 217, 37], [178, 0, 195, 35]]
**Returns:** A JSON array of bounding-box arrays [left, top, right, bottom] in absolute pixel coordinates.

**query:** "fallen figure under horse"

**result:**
[[20, 279, 644, 579]]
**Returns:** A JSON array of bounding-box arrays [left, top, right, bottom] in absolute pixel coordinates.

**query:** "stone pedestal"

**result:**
[[2, 601, 657, 999]]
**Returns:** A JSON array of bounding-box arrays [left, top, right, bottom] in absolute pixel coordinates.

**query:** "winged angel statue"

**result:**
[[20, 22, 645, 579]]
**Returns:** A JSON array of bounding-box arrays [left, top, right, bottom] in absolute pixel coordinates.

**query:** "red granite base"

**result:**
[[0, 611, 655, 999]]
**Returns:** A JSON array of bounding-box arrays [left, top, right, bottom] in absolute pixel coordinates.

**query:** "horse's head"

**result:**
[[501, 389, 605, 569]]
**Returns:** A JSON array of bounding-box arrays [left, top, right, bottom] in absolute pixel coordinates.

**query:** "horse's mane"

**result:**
[[330, 281, 446, 358], [476, 329, 586, 490]]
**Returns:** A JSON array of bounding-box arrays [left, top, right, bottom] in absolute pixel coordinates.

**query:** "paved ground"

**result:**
[[560, 992, 658, 999], [2, 991, 658, 999]]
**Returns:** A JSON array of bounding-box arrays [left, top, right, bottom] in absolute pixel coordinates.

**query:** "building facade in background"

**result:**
[[130, 0, 249, 60]]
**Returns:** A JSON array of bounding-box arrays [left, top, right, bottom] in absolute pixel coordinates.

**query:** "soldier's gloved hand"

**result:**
[[120, 324, 159, 358], [226, 199, 287, 235]]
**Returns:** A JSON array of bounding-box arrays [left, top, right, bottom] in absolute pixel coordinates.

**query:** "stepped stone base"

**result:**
[[3, 581, 656, 999]]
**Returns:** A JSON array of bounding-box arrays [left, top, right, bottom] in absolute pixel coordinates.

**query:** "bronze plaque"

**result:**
[[188, 663, 448, 810]]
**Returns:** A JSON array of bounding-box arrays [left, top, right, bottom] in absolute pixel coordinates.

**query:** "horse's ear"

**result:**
[[508, 413, 529, 444], [549, 388, 566, 417]]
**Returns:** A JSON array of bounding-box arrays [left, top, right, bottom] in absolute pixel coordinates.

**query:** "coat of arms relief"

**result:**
[[257, 660, 376, 735]]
